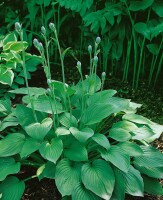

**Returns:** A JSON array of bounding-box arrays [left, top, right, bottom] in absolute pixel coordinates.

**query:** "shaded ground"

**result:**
[[21, 68, 163, 200]]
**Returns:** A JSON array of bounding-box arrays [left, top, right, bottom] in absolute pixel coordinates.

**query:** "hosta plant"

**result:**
[[0, 23, 163, 200]]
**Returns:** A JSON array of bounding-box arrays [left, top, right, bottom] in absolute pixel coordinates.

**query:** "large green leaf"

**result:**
[[134, 146, 163, 168], [101, 146, 130, 173], [20, 137, 41, 158], [37, 161, 56, 180], [3, 41, 28, 52], [124, 165, 144, 196], [134, 22, 151, 40], [117, 142, 143, 157], [123, 113, 153, 125], [55, 127, 71, 136], [91, 134, 110, 150], [3, 33, 17, 46], [0, 158, 20, 181], [39, 138, 63, 163], [0, 99, 11, 115], [69, 127, 94, 143], [59, 112, 78, 128], [15, 105, 36, 127], [0, 176, 25, 200], [142, 175, 163, 195], [111, 168, 125, 200], [131, 126, 154, 140], [72, 183, 100, 200], [151, 22, 163, 38], [112, 120, 138, 132], [109, 127, 131, 142], [129, 0, 154, 11], [64, 137, 88, 161], [55, 159, 81, 196], [81, 159, 115, 199], [152, 1, 163, 17], [25, 118, 53, 140], [0, 133, 25, 157]]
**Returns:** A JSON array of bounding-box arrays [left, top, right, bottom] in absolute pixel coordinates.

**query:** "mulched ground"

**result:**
[[20, 66, 163, 200]]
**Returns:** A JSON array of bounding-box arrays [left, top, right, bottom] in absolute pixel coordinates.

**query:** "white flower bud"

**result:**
[[88, 45, 92, 53], [49, 22, 55, 31], [96, 36, 101, 44], [41, 26, 46, 35], [94, 56, 98, 64], [15, 22, 22, 32]]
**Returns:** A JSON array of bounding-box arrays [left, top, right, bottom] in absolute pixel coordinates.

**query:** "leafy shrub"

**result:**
[[0, 23, 163, 200]]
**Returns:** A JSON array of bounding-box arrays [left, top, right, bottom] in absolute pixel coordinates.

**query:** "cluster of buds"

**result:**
[[33, 38, 44, 52]]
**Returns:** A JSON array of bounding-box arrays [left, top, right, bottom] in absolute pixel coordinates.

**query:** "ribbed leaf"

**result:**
[[134, 164, 163, 179], [39, 138, 63, 163], [101, 146, 130, 173], [20, 137, 41, 158], [91, 134, 110, 150], [112, 120, 138, 131], [69, 127, 94, 143], [142, 175, 163, 195], [0, 158, 20, 181], [109, 127, 131, 142], [124, 165, 144, 197], [129, 0, 154, 11], [72, 183, 100, 200], [134, 146, 163, 168], [0, 99, 11, 115], [0, 133, 25, 157], [123, 113, 153, 125], [37, 161, 56, 180], [64, 138, 88, 161], [131, 126, 154, 140], [55, 159, 81, 196], [0, 176, 25, 200], [82, 159, 115, 199], [0, 69, 14, 86], [59, 112, 78, 128], [25, 118, 53, 140], [117, 142, 143, 157]]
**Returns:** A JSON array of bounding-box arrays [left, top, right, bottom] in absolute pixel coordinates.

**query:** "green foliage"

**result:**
[[0, 24, 163, 200]]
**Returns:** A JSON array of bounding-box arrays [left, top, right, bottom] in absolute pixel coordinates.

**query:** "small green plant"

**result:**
[[0, 23, 163, 200]]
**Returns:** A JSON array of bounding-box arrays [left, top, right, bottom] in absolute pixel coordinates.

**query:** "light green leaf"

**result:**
[[59, 112, 78, 128], [9, 87, 46, 96], [0, 158, 20, 181], [82, 159, 115, 199], [101, 146, 130, 173], [69, 127, 94, 143], [142, 175, 163, 195], [112, 120, 138, 132], [55, 127, 70, 136], [39, 138, 63, 163], [25, 118, 53, 140], [91, 134, 110, 150], [0, 133, 25, 157], [0, 176, 25, 200], [20, 137, 41, 158], [3, 33, 17, 46], [72, 183, 100, 200], [131, 126, 154, 140], [4, 41, 28, 52], [124, 165, 144, 196], [123, 113, 153, 125], [109, 127, 131, 142], [117, 142, 143, 157], [55, 159, 81, 196]]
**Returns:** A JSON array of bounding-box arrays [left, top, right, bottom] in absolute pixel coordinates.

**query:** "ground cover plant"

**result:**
[[0, 22, 163, 200]]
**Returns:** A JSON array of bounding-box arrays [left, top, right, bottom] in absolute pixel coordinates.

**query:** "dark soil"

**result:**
[[21, 66, 163, 200]]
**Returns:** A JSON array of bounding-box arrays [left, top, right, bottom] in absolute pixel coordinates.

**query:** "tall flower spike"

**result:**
[[15, 22, 22, 32]]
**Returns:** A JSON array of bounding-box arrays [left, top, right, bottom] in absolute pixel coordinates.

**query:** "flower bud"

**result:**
[[96, 36, 101, 44], [39, 42, 44, 52], [94, 56, 98, 64], [33, 38, 39, 49], [15, 22, 22, 32], [88, 45, 92, 53], [46, 88, 51, 95], [41, 26, 46, 35], [49, 22, 55, 31], [77, 61, 81, 67]]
